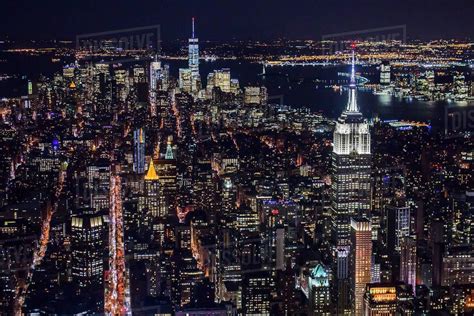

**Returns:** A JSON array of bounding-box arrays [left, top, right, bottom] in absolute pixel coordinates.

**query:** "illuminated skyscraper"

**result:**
[[386, 201, 411, 253], [149, 59, 161, 116], [165, 136, 174, 160], [71, 214, 107, 289], [139, 159, 167, 249], [150, 60, 169, 93], [244, 86, 268, 105], [242, 270, 275, 315], [133, 128, 145, 174], [206, 68, 232, 94], [400, 236, 417, 293], [188, 17, 200, 93], [156, 136, 178, 218], [309, 264, 331, 315], [222, 177, 236, 216], [331, 50, 371, 245], [150, 60, 161, 90], [188, 17, 199, 78], [351, 218, 372, 315], [179, 68, 193, 93], [441, 246, 474, 286], [87, 161, 110, 211], [140, 159, 166, 218], [363, 284, 398, 315], [380, 62, 391, 86], [336, 245, 352, 315], [332, 51, 371, 315]]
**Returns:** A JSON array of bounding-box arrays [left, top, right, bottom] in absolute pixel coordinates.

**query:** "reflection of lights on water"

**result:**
[[377, 94, 392, 106]]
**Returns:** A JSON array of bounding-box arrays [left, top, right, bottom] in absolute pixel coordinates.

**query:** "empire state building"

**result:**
[[331, 50, 371, 246]]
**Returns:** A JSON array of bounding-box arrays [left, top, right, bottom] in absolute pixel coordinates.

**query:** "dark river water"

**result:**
[[0, 53, 452, 127]]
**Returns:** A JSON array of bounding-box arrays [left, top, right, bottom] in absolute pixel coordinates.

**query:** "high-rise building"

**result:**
[[442, 245, 474, 286], [155, 91, 171, 128], [150, 59, 162, 91], [133, 66, 146, 84], [363, 284, 398, 315], [149, 59, 161, 116], [242, 270, 275, 315], [188, 17, 200, 93], [351, 218, 372, 315], [207, 69, 232, 94], [451, 191, 474, 245], [137, 158, 168, 248], [156, 136, 178, 218], [262, 206, 287, 271], [71, 213, 107, 289], [336, 245, 352, 315], [308, 263, 331, 315], [372, 165, 406, 241], [221, 176, 236, 226], [165, 136, 175, 160], [386, 201, 411, 253], [276, 264, 299, 315], [331, 51, 371, 245], [179, 68, 193, 93], [188, 17, 199, 78], [113, 68, 130, 102], [133, 128, 145, 174], [139, 159, 166, 219], [87, 161, 110, 211], [244, 86, 268, 105], [400, 236, 417, 293], [380, 62, 391, 86]]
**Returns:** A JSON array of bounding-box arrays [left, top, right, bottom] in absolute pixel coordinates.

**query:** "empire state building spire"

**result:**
[[346, 50, 359, 113]]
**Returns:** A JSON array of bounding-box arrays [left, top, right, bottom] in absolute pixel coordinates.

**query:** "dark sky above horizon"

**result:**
[[1, 0, 473, 41]]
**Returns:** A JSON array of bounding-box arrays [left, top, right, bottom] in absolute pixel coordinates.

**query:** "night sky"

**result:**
[[1, 0, 473, 41]]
